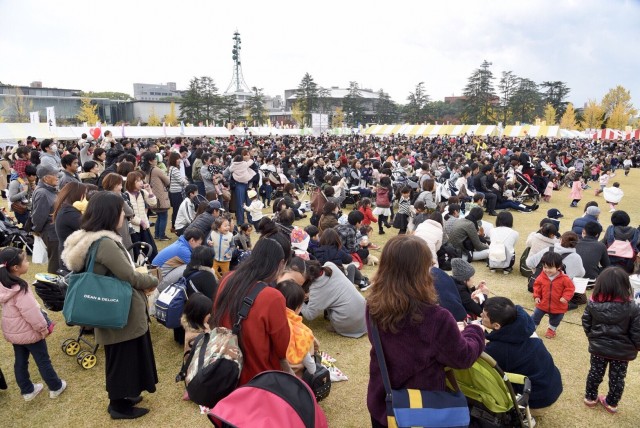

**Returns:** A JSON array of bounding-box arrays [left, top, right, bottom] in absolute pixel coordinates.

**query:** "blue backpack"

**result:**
[[155, 272, 199, 328]]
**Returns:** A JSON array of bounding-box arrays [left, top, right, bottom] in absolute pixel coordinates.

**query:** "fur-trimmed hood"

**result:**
[[61, 229, 123, 272]]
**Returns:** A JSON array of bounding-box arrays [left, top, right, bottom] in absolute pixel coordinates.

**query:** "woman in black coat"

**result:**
[[53, 182, 92, 264]]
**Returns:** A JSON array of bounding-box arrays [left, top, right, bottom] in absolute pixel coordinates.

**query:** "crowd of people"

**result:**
[[0, 131, 639, 424]]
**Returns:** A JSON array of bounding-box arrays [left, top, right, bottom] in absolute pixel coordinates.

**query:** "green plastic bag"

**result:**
[[63, 239, 132, 329]]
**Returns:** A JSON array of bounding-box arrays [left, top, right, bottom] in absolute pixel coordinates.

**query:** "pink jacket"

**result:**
[[229, 160, 257, 184], [0, 284, 48, 345], [569, 181, 583, 200]]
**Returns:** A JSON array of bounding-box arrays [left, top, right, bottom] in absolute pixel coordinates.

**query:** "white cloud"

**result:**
[[1, 0, 638, 109]]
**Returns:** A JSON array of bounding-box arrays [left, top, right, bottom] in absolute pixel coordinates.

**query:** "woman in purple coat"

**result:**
[[366, 235, 485, 427]]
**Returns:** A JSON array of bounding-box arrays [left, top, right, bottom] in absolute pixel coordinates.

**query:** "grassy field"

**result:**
[[1, 172, 639, 427]]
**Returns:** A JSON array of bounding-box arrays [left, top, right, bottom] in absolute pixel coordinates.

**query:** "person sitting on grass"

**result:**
[[451, 259, 488, 319], [482, 297, 563, 415], [174, 184, 199, 236]]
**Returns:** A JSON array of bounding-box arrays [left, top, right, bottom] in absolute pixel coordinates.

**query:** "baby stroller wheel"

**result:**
[[77, 351, 97, 369], [62, 339, 80, 356]]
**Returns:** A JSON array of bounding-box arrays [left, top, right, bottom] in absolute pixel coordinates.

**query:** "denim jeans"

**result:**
[[154, 210, 168, 239], [531, 308, 564, 329], [13, 339, 62, 394], [195, 181, 205, 197], [15, 210, 29, 226], [234, 183, 248, 224]]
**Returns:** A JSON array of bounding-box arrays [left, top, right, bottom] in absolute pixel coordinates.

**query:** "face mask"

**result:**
[[50, 145, 57, 151]]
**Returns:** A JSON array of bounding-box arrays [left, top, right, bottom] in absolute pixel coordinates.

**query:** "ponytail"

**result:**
[[0, 248, 28, 293]]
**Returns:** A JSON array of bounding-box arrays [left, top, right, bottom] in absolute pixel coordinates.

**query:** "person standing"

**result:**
[[62, 192, 159, 419], [228, 151, 257, 225], [167, 152, 188, 233], [31, 165, 60, 273], [140, 152, 170, 241]]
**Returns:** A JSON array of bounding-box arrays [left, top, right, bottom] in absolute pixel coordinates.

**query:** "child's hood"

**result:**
[[0, 284, 21, 304], [486, 305, 536, 345]]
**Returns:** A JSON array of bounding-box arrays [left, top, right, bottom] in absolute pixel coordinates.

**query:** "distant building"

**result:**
[[133, 82, 181, 101], [284, 86, 379, 114], [0, 82, 128, 124]]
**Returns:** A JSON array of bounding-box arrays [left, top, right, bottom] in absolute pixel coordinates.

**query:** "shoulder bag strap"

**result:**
[[83, 238, 104, 273], [232, 282, 267, 336], [369, 316, 396, 420]]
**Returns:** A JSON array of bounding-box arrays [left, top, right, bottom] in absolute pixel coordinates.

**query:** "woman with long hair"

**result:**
[[167, 152, 188, 232], [211, 238, 291, 386], [366, 235, 485, 428], [53, 182, 90, 259], [61, 192, 159, 419], [125, 171, 158, 261], [140, 152, 170, 241]]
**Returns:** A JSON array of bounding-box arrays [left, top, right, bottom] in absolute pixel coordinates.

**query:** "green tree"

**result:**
[[462, 60, 496, 124], [180, 77, 203, 123], [342, 81, 365, 127], [375, 89, 398, 123], [543, 103, 557, 125], [580, 99, 605, 130], [76, 97, 100, 125], [404, 82, 430, 123], [509, 78, 543, 124], [602, 85, 637, 128], [219, 94, 243, 125], [540, 81, 571, 118], [147, 107, 161, 126], [430, 100, 464, 124], [80, 91, 132, 100], [498, 71, 518, 124], [295, 73, 319, 125], [247, 87, 268, 126], [559, 103, 577, 129], [199, 76, 220, 123]]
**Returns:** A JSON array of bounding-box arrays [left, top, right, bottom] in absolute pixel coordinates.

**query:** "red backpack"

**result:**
[[208, 371, 328, 428]]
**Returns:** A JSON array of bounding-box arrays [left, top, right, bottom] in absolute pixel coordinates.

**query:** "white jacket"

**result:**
[[488, 226, 519, 269], [126, 190, 157, 233], [244, 199, 264, 222], [175, 198, 196, 230], [414, 219, 443, 266]]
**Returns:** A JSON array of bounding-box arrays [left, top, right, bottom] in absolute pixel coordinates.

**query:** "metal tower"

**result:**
[[225, 30, 251, 94]]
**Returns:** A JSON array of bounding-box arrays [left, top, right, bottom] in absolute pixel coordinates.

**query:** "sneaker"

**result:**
[[598, 395, 618, 414], [378, 230, 386, 235], [609, 208, 616, 213], [50, 380, 67, 398], [503, 269, 511, 275], [489, 269, 496, 273], [23, 383, 43, 401], [359, 284, 372, 292], [567, 302, 579, 311], [158, 236, 171, 241], [584, 397, 598, 408], [544, 328, 556, 339]]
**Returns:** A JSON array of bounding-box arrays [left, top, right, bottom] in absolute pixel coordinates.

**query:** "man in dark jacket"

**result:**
[[184, 200, 224, 237], [473, 165, 498, 215], [58, 154, 80, 190], [483, 297, 563, 412], [575, 221, 610, 280], [31, 165, 60, 273], [571, 206, 601, 237]]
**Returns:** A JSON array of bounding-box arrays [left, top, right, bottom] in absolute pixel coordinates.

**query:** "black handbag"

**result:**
[[302, 353, 331, 401]]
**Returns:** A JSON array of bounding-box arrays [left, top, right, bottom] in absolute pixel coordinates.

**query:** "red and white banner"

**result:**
[[624, 129, 639, 140]]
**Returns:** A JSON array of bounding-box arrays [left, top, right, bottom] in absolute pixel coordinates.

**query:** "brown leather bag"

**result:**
[[11, 201, 28, 215]]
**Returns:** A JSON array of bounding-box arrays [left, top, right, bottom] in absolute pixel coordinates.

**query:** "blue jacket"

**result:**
[[432, 268, 467, 322], [485, 306, 563, 409], [152, 235, 192, 271], [571, 214, 599, 237]]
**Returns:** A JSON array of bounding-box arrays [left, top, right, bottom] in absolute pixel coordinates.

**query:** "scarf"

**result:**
[[285, 308, 314, 365]]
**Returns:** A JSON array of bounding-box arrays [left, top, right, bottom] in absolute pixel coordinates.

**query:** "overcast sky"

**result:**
[[1, 0, 639, 109]]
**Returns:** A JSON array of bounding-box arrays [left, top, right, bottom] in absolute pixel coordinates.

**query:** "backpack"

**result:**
[[488, 240, 507, 264], [176, 282, 266, 409], [154, 272, 200, 328], [527, 246, 570, 293], [208, 371, 328, 428], [519, 246, 532, 277], [302, 354, 332, 402]]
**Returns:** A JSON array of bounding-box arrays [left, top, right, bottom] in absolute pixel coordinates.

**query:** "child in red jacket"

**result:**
[[531, 251, 575, 339], [357, 198, 377, 226]]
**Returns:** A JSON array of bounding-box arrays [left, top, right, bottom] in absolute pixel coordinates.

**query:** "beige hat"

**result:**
[[247, 189, 257, 199]]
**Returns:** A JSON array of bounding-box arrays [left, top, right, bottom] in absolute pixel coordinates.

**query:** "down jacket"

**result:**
[[533, 271, 575, 315], [582, 299, 640, 361], [0, 284, 48, 345], [61, 230, 158, 346]]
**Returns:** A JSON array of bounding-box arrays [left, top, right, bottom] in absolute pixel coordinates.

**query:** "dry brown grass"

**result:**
[[1, 174, 639, 427]]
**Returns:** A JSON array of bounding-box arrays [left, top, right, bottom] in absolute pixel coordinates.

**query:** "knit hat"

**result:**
[[451, 258, 476, 283], [247, 189, 257, 199], [586, 206, 601, 216], [290, 227, 310, 252]]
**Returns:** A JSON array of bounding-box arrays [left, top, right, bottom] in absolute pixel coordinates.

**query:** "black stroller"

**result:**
[[513, 172, 541, 204], [33, 242, 154, 370], [0, 217, 33, 254]]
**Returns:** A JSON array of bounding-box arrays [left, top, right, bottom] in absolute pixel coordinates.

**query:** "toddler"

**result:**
[[0, 248, 67, 401], [208, 217, 235, 279], [243, 189, 264, 229], [304, 225, 320, 253], [393, 186, 412, 235], [276, 280, 316, 377], [451, 258, 489, 319], [357, 198, 378, 226], [531, 251, 575, 338], [569, 174, 584, 207], [180, 293, 212, 401], [372, 177, 392, 235], [603, 182, 624, 213], [583, 267, 640, 413]]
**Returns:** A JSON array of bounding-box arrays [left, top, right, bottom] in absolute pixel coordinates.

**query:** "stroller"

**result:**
[[452, 353, 533, 427], [33, 242, 155, 370], [513, 172, 540, 204], [0, 217, 34, 254]]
